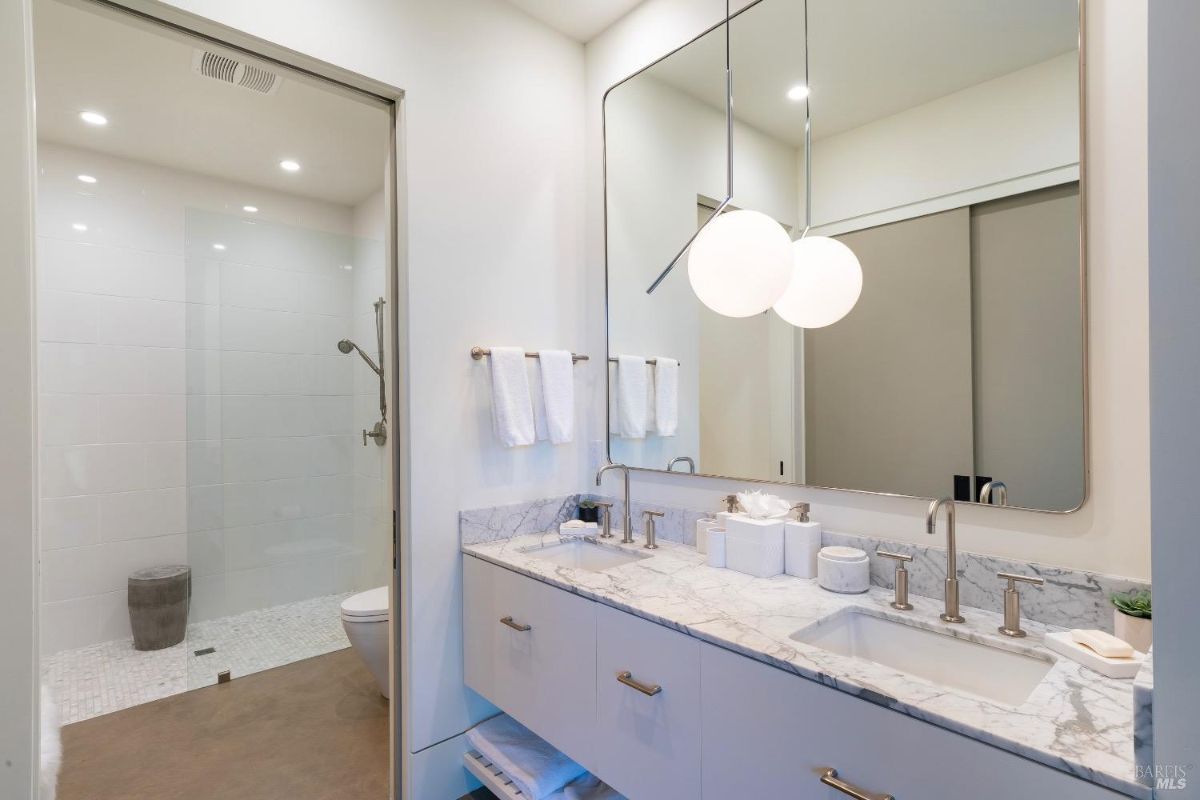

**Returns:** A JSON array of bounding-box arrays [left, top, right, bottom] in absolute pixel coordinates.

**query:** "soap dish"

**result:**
[[1044, 631, 1146, 678]]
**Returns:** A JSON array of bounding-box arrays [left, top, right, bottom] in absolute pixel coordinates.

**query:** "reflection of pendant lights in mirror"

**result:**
[[688, 209, 794, 317], [773, 0, 862, 329], [773, 235, 863, 328]]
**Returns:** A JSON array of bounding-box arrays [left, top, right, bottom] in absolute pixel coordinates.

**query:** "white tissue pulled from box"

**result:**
[[559, 520, 599, 537], [724, 515, 785, 578], [735, 490, 791, 519], [1044, 631, 1146, 679]]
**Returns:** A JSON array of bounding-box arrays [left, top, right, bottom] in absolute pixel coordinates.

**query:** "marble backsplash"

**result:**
[[459, 494, 1150, 633]]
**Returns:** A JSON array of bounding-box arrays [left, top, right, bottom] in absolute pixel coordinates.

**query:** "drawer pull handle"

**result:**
[[499, 616, 531, 632], [616, 670, 661, 697], [820, 768, 893, 800]]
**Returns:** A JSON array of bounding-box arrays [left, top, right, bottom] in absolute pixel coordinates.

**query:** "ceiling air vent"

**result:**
[[192, 49, 281, 95]]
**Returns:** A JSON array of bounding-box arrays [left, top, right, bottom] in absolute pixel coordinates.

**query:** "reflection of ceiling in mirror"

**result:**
[[637, 0, 1078, 148]]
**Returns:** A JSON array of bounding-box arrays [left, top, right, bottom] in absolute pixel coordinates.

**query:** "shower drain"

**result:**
[[193, 647, 216, 656]]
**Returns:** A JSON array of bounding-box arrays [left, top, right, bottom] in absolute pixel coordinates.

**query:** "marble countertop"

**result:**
[[463, 532, 1147, 799]]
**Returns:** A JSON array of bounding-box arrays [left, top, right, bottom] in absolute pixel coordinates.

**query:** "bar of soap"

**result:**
[[1071, 628, 1135, 659]]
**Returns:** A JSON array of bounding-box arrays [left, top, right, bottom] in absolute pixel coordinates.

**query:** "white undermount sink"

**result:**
[[521, 538, 650, 572], [791, 608, 1054, 707]]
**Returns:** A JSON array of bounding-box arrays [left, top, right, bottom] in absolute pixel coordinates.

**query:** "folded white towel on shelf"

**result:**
[[653, 357, 678, 437], [466, 715, 586, 800], [616, 355, 647, 438], [554, 774, 627, 800], [538, 350, 575, 444], [489, 347, 536, 447]]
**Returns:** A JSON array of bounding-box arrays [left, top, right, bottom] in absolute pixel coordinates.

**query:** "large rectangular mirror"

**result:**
[[604, 0, 1085, 512]]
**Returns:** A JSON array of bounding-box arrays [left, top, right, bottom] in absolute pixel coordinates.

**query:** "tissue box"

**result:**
[[724, 515, 785, 578]]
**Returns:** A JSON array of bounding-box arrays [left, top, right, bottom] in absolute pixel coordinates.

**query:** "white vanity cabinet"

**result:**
[[463, 556, 1129, 800], [462, 556, 598, 767], [700, 643, 1129, 800], [593, 604, 702, 800]]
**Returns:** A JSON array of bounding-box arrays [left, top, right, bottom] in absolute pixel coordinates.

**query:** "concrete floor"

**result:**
[[58, 649, 389, 800]]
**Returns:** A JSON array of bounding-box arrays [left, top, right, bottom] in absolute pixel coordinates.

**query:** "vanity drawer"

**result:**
[[462, 556, 597, 766], [700, 643, 1127, 800], [594, 603, 702, 800]]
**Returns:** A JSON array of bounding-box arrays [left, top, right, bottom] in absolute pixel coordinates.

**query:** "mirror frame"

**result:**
[[601, 0, 1089, 514]]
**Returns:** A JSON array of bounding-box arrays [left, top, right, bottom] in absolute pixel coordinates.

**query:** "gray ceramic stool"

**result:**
[[128, 565, 191, 651]]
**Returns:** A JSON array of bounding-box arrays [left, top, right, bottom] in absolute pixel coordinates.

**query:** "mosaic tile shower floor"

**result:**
[[42, 593, 354, 724]]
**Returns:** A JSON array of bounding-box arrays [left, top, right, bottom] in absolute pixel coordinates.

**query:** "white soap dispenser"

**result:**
[[784, 502, 822, 579]]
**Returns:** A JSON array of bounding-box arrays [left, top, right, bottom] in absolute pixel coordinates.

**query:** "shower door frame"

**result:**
[[29, 1, 411, 797]]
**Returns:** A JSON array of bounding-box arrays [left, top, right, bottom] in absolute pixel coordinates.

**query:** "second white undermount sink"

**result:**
[[791, 608, 1054, 707], [522, 538, 650, 572]]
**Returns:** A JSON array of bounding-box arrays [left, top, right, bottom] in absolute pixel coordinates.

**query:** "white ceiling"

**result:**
[[33, 0, 389, 207], [503, 0, 646, 41], [639, 0, 1079, 147]]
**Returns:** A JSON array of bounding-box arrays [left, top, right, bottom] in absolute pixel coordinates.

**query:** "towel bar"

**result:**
[[607, 356, 680, 366], [471, 346, 588, 363]]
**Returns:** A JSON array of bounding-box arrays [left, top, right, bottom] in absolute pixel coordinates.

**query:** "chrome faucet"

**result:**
[[979, 480, 1008, 506], [926, 497, 964, 623], [667, 456, 696, 474], [595, 463, 633, 544]]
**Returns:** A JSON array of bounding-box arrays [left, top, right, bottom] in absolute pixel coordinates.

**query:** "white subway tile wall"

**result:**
[[37, 143, 390, 655]]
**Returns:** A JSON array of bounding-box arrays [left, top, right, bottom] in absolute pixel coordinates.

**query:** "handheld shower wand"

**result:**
[[338, 298, 388, 445]]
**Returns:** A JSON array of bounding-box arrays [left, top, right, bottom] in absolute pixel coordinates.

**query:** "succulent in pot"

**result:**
[[1111, 590, 1152, 652], [578, 499, 600, 524]]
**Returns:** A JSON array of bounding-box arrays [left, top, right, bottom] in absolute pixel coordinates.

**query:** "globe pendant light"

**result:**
[[772, 0, 862, 329], [773, 234, 862, 327], [644, 0, 792, 316], [687, 209, 794, 317]]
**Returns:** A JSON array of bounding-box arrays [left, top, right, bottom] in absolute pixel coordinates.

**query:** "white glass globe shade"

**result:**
[[687, 209, 794, 318], [773, 235, 863, 328]]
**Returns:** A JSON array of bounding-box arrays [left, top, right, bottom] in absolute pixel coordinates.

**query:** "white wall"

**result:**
[[131, 4, 587, 796], [587, 0, 1150, 581], [811, 52, 1080, 234], [1148, 0, 1200, 786], [36, 142, 379, 653], [0, 0, 38, 795]]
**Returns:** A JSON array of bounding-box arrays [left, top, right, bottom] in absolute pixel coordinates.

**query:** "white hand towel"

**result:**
[[653, 357, 678, 436], [538, 350, 575, 444], [489, 347, 536, 447], [616, 355, 647, 438], [529, 359, 549, 442], [466, 715, 586, 800]]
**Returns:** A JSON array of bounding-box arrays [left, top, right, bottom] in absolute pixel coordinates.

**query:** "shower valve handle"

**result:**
[[363, 421, 387, 447]]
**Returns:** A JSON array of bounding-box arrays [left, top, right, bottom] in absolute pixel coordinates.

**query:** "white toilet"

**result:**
[[341, 586, 390, 698]]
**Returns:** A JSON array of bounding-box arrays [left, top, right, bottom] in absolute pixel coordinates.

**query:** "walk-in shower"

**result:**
[[338, 297, 387, 446]]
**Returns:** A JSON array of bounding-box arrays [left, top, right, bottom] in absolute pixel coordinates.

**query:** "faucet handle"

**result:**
[[594, 501, 614, 538], [998, 571, 1044, 588], [997, 572, 1043, 637], [877, 550, 913, 610], [642, 509, 664, 551]]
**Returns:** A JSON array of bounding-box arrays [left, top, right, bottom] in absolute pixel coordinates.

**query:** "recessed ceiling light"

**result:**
[[279, 160, 301, 173], [77, 174, 97, 184], [79, 111, 108, 126], [212, 243, 226, 251], [242, 205, 259, 213], [786, 84, 810, 102], [341, 264, 353, 271], [72, 223, 88, 232]]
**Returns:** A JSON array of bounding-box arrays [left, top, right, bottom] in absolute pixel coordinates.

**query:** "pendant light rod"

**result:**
[[646, 0, 735, 295], [802, 0, 812, 236]]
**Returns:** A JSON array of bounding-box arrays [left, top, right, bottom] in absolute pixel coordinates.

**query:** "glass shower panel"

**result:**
[[183, 208, 389, 688]]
